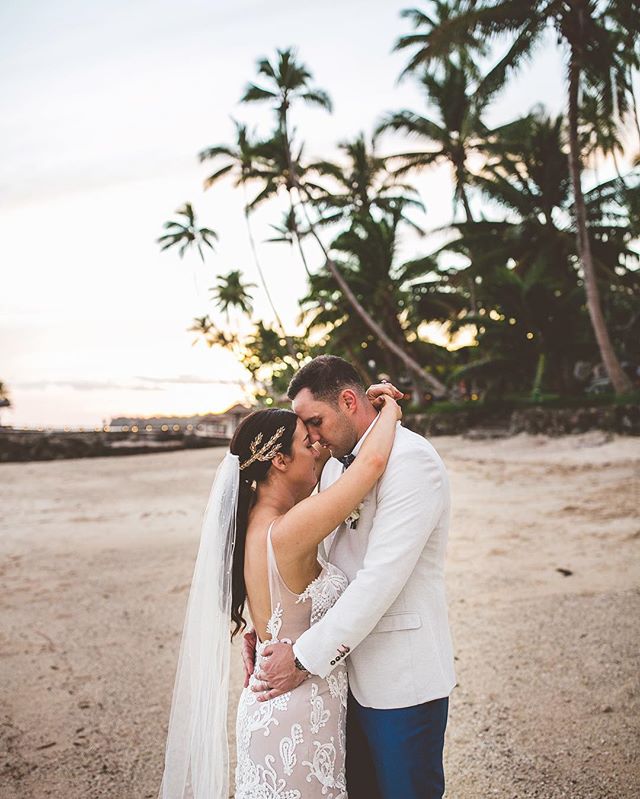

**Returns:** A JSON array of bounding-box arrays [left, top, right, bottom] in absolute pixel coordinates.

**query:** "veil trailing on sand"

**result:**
[[158, 452, 239, 799]]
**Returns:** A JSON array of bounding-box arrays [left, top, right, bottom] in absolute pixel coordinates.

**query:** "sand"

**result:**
[[0, 431, 638, 798]]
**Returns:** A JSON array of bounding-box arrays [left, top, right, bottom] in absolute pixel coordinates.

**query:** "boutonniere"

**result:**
[[345, 502, 364, 530]]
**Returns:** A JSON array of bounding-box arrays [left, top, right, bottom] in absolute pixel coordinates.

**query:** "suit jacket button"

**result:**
[[330, 660, 335, 665]]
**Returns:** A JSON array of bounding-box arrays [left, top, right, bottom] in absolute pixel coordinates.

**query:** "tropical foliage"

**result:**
[[158, 2, 639, 407]]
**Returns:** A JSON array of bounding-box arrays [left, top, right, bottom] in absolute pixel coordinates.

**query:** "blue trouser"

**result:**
[[346, 690, 449, 799]]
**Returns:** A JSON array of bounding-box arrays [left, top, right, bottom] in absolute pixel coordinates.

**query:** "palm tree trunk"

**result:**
[[297, 189, 447, 396], [287, 194, 313, 278], [531, 352, 545, 403], [459, 182, 474, 224], [629, 67, 640, 145], [279, 114, 446, 397], [567, 51, 632, 394], [242, 187, 298, 360]]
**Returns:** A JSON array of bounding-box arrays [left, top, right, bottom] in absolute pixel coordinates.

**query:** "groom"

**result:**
[[245, 355, 456, 799]]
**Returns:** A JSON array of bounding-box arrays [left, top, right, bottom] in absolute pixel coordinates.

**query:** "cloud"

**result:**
[[14, 380, 158, 392], [14, 375, 248, 392], [135, 374, 248, 386]]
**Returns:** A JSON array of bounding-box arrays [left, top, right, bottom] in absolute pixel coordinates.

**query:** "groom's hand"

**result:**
[[241, 629, 257, 688], [252, 642, 309, 702]]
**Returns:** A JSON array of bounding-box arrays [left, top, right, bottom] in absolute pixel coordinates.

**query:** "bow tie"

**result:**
[[338, 454, 356, 469]]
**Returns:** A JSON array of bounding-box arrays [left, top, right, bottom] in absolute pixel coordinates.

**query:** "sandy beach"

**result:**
[[1, 431, 638, 798]]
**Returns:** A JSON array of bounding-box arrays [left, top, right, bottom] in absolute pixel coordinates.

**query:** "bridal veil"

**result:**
[[158, 452, 239, 799]]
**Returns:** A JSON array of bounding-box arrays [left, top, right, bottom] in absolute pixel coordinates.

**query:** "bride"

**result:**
[[158, 392, 401, 798]]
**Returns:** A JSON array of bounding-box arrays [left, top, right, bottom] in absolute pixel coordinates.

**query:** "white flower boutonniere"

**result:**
[[345, 502, 364, 530]]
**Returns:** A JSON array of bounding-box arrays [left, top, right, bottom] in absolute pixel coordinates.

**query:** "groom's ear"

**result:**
[[339, 388, 359, 414]]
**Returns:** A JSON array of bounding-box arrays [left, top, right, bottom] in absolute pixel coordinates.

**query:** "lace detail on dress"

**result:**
[[236, 538, 349, 799], [266, 602, 284, 640], [296, 563, 349, 625]]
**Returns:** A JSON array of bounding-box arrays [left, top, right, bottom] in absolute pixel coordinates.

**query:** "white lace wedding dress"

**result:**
[[235, 522, 349, 799]]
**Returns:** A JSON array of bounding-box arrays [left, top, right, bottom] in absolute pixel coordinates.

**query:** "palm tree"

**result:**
[[377, 59, 493, 223], [242, 48, 445, 395], [209, 269, 256, 322], [198, 121, 295, 353], [308, 133, 425, 233], [439, 110, 638, 394], [395, 0, 490, 80], [244, 130, 315, 278], [395, 0, 637, 393], [241, 48, 331, 275], [265, 208, 301, 246], [187, 315, 242, 358], [188, 315, 214, 346], [241, 47, 333, 168], [302, 207, 448, 397], [157, 202, 217, 261]]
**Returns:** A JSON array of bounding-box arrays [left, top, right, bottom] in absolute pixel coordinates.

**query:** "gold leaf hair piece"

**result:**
[[239, 426, 286, 471]]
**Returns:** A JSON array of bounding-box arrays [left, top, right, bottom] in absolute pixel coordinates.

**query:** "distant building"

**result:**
[[109, 403, 253, 439], [198, 403, 254, 438]]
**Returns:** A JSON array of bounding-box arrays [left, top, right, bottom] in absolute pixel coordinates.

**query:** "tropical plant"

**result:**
[[395, 0, 638, 392], [378, 58, 493, 222], [241, 48, 331, 275], [308, 133, 424, 232], [301, 207, 448, 397], [242, 48, 446, 395], [157, 203, 217, 261], [198, 121, 295, 353], [439, 110, 639, 394], [209, 270, 256, 321]]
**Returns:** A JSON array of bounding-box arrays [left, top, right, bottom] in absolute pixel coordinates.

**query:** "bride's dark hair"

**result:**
[[229, 408, 298, 639]]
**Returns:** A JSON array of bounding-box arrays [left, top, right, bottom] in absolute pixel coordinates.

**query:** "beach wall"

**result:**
[[0, 430, 229, 463], [405, 403, 640, 438], [1, 404, 638, 462]]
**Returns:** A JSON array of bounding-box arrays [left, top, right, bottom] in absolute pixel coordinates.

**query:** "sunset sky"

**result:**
[[1, 0, 612, 428]]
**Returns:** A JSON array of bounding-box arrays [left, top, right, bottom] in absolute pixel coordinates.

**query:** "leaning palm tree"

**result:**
[[242, 49, 445, 395], [157, 202, 217, 261], [198, 121, 294, 353], [395, 0, 636, 393], [303, 206, 448, 397]]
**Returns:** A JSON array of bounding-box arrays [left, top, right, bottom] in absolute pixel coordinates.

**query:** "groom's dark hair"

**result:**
[[288, 355, 366, 405]]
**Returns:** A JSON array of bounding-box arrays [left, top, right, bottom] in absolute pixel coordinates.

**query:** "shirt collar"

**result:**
[[350, 414, 380, 458]]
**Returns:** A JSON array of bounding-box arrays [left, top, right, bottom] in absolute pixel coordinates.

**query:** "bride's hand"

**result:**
[[366, 381, 404, 411], [378, 392, 402, 421]]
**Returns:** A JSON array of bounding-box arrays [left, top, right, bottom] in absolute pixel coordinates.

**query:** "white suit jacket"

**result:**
[[293, 422, 456, 709]]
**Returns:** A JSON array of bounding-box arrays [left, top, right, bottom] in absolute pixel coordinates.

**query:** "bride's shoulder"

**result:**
[[246, 511, 280, 541]]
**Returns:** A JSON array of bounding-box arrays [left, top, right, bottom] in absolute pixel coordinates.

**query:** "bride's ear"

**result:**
[[270, 452, 289, 473]]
